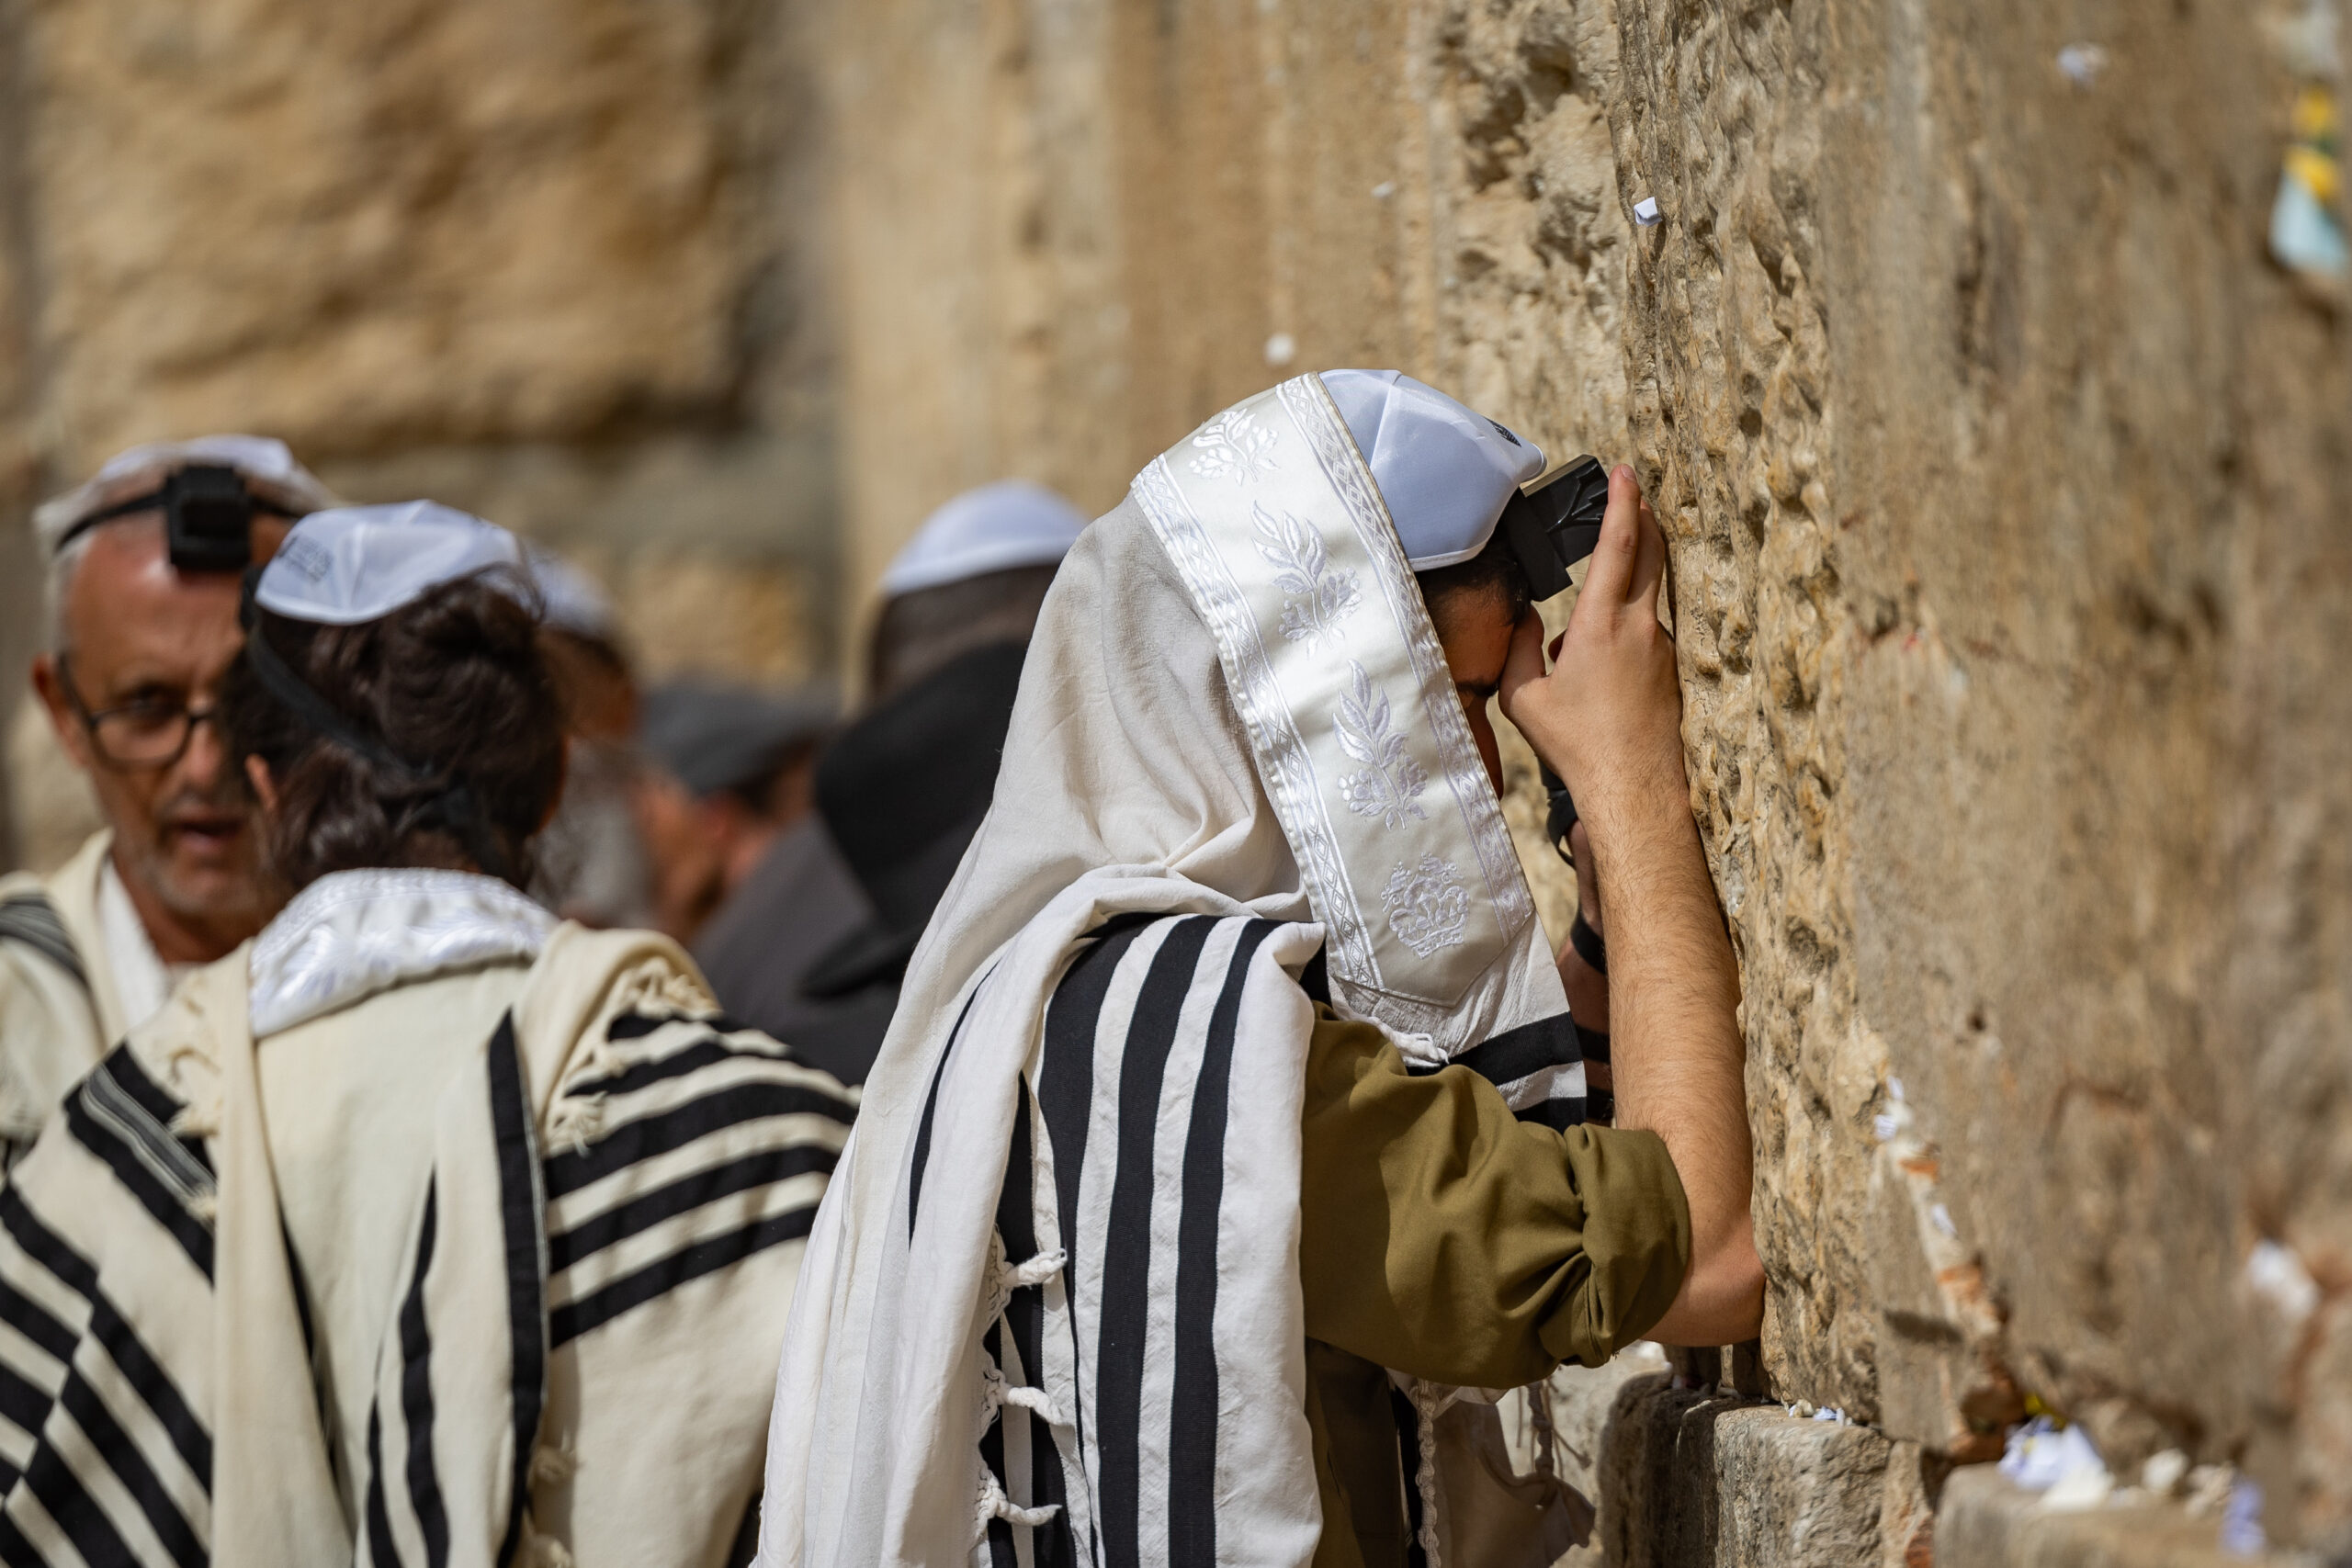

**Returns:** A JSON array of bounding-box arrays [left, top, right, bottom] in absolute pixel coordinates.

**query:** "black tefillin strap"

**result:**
[[238, 574, 514, 884]]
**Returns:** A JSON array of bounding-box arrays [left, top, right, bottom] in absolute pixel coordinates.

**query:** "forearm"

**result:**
[[1582, 786, 1760, 1344]]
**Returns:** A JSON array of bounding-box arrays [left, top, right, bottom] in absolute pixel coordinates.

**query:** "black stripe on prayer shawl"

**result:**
[[0, 1188, 209, 1568], [1408, 1011, 1581, 1088], [908, 974, 992, 1238], [0, 1362, 45, 1437], [366, 1403, 401, 1568], [564, 1036, 774, 1100], [401, 1183, 452, 1568], [63, 1055, 215, 1280], [0, 893, 87, 992], [548, 1143, 836, 1273], [1096, 917, 1216, 1568], [1168, 918, 1278, 1567], [45, 1364, 204, 1568], [540, 1083, 854, 1201], [994, 1076, 1072, 1568], [549, 1207, 817, 1348], [604, 1010, 754, 1043], [487, 1018, 548, 1568], [0, 1188, 210, 1485], [1404, 1011, 1589, 1129], [1035, 912, 1155, 1568], [978, 1319, 1015, 1568]]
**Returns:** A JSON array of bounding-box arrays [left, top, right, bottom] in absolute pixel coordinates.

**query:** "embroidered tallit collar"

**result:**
[[249, 867, 555, 1037]]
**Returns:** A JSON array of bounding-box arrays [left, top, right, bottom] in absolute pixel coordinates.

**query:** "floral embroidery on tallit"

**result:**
[[1382, 854, 1471, 957], [1251, 503, 1361, 649], [1186, 408, 1281, 486], [1334, 661, 1430, 829]]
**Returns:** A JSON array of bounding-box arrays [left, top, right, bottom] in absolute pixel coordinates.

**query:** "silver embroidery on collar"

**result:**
[[1382, 855, 1471, 958], [249, 867, 556, 1038]]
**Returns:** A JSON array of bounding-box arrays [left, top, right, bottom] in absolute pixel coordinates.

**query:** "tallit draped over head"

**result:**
[[757, 374, 1580, 1568]]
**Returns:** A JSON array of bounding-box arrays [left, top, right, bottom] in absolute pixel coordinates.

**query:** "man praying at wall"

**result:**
[[0, 438, 335, 1166], [756, 372, 1764, 1566]]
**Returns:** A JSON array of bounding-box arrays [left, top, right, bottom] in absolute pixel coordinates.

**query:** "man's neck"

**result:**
[[108, 847, 260, 966]]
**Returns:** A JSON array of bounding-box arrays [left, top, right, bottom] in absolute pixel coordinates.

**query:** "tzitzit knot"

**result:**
[[1408, 1380, 1469, 1568], [975, 1462, 1062, 1540], [983, 1231, 1067, 1321], [980, 1363, 1065, 1428]]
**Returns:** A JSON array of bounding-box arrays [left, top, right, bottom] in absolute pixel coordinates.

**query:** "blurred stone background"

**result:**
[[2, 0, 2346, 1559]]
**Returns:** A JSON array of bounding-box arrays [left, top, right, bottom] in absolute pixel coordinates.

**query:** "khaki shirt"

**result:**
[[1298, 1010, 1691, 1568]]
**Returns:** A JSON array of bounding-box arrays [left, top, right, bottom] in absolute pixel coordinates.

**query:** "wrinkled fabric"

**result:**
[[247, 866, 556, 1036], [0, 832, 121, 1156], [758, 375, 1583, 1568], [0, 874, 854, 1567]]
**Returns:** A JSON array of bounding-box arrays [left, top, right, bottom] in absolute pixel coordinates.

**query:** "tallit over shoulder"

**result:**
[[759, 375, 1582, 1568], [0, 909, 854, 1567], [0, 835, 119, 1157]]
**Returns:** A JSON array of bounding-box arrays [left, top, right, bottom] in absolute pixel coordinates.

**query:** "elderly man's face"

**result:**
[[31, 515, 290, 960]]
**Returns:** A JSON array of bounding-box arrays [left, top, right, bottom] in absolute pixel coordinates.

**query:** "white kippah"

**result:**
[[528, 546, 619, 640], [1317, 369, 1546, 570], [34, 434, 341, 552], [255, 502, 525, 626], [879, 479, 1090, 596]]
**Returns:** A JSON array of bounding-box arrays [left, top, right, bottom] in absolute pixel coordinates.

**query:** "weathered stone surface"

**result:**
[[0, 0, 840, 868], [22, 0, 750, 466], [816, 0, 2351, 1549], [1566, 1373, 1934, 1568], [1, 0, 2346, 1556], [1934, 1465, 2300, 1568]]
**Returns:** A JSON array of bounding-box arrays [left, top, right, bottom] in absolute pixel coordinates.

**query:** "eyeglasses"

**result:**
[[55, 655, 227, 770]]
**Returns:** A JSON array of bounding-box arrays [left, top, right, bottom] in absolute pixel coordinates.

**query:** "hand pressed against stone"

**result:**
[[1496, 466, 1764, 1348]]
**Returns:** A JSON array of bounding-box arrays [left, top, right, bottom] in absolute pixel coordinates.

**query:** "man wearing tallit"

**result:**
[[3, 437, 340, 1167], [0, 502, 856, 1565], [756, 371, 1762, 1568]]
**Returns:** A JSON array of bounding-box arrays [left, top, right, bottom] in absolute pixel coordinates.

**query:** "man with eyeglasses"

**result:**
[[0, 437, 336, 1165]]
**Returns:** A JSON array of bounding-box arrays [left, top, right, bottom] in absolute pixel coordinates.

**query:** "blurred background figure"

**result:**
[[0, 436, 334, 1163], [633, 678, 838, 948], [701, 479, 1086, 1086], [529, 547, 655, 929]]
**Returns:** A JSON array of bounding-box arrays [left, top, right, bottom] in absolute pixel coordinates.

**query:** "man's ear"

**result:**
[[244, 754, 280, 815], [28, 655, 95, 770]]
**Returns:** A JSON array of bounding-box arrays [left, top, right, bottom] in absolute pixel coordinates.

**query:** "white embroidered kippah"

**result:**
[[255, 501, 525, 626], [1317, 369, 1546, 570], [879, 479, 1090, 596]]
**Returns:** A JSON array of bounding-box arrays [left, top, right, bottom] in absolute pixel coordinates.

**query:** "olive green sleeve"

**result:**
[[1298, 1009, 1690, 1390]]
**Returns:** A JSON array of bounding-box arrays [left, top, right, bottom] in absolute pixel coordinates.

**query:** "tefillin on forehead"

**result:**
[[53, 463, 306, 573]]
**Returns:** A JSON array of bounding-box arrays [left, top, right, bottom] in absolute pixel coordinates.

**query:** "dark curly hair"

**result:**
[[1413, 525, 1533, 626], [219, 570, 566, 893]]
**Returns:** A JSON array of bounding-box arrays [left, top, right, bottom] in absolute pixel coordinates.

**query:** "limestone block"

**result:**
[[1933, 1466, 2303, 1568], [1588, 1377, 1932, 1568], [20, 0, 765, 469]]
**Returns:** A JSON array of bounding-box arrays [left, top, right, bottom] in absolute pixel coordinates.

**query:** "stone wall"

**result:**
[[0, 0, 2343, 1555], [0, 0, 836, 868], [821, 0, 2351, 1554]]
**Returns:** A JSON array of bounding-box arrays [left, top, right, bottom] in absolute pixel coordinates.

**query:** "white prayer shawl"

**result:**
[[759, 376, 1584, 1568], [0, 870, 856, 1566], [0, 832, 129, 1159]]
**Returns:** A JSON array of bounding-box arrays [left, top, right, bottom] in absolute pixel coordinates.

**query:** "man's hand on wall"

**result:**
[[1498, 465, 1765, 1348]]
